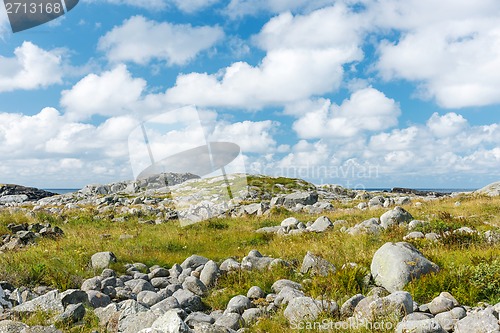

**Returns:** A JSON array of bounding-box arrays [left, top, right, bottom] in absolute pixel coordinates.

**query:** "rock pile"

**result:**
[[0, 223, 63, 253]]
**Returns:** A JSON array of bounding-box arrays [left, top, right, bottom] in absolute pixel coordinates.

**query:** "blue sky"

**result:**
[[0, 0, 499, 189]]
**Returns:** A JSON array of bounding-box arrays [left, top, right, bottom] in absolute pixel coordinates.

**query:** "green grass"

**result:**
[[0, 192, 499, 332]]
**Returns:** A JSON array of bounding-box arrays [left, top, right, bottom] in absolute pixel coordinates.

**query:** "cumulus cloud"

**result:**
[[212, 120, 277, 153], [98, 16, 224, 66], [292, 88, 400, 139], [60, 65, 146, 120], [374, 0, 500, 108], [83, 0, 219, 12], [225, 0, 335, 18], [165, 5, 364, 108], [0, 42, 64, 92]]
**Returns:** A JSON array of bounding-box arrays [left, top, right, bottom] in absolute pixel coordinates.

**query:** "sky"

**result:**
[[0, 0, 499, 189]]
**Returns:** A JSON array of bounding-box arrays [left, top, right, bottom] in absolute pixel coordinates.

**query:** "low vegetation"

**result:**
[[0, 186, 499, 332]]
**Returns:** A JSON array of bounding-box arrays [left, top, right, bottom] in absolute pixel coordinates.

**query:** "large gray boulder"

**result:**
[[371, 242, 439, 292], [283, 192, 318, 208], [12, 290, 64, 314], [181, 255, 209, 270], [151, 310, 192, 333], [283, 297, 322, 323], [307, 216, 333, 232], [380, 206, 413, 228], [395, 319, 446, 333], [476, 181, 500, 196], [454, 308, 500, 333], [224, 295, 252, 314], [91, 252, 117, 270], [0, 320, 29, 332], [300, 251, 336, 276], [199, 260, 220, 288]]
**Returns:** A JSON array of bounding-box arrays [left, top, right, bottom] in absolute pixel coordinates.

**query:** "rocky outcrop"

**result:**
[[0, 184, 56, 204], [371, 242, 439, 292], [476, 181, 500, 197]]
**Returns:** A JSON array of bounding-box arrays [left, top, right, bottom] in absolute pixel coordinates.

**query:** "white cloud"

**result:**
[[374, 0, 500, 108], [171, 0, 220, 13], [82, 0, 168, 11], [165, 5, 364, 108], [225, 0, 335, 18], [83, 0, 219, 12], [426, 112, 468, 138], [212, 120, 277, 153], [292, 88, 400, 139], [98, 16, 224, 66], [60, 65, 146, 120], [0, 42, 64, 92]]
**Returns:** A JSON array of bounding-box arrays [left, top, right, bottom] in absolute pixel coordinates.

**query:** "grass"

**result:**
[[0, 190, 499, 332]]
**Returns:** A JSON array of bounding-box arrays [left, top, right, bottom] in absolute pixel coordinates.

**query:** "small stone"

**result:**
[[247, 286, 265, 300], [300, 251, 336, 276], [225, 295, 252, 314]]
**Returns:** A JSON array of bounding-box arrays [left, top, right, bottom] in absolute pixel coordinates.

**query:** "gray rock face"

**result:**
[[199, 261, 220, 288], [280, 217, 300, 228], [307, 216, 333, 232], [434, 307, 466, 331], [380, 206, 413, 228], [151, 310, 192, 333], [55, 303, 86, 324], [173, 289, 204, 312], [214, 313, 244, 330], [181, 255, 209, 270], [476, 181, 500, 196], [0, 184, 56, 203], [119, 310, 158, 333], [86, 290, 111, 308], [271, 279, 302, 293], [247, 286, 265, 300], [13, 290, 64, 314], [371, 242, 439, 292], [428, 292, 459, 315], [137, 291, 164, 307], [59, 289, 87, 307], [91, 252, 117, 270], [283, 297, 322, 323], [300, 251, 336, 276], [283, 192, 318, 208], [347, 218, 383, 235], [454, 308, 500, 333], [395, 319, 446, 333], [225, 295, 252, 314], [0, 320, 29, 332], [182, 276, 208, 297], [340, 294, 365, 318]]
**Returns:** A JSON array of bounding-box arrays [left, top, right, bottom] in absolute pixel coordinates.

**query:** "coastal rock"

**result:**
[[371, 242, 439, 292], [475, 181, 500, 197], [300, 251, 336, 276], [380, 206, 413, 228]]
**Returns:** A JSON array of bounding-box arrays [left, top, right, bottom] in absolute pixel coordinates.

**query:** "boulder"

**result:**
[[307, 216, 333, 233], [214, 313, 244, 330], [300, 251, 336, 276], [181, 255, 209, 270], [476, 181, 500, 196], [454, 308, 500, 333], [182, 276, 208, 297], [371, 242, 439, 292], [380, 206, 413, 229], [199, 260, 220, 288], [271, 280, 302, 293], [247, 286, 265, 300], [151, 310, 192, 333], [283, 297, 322, 323], [224, 295, 252, 314], [283, 192, 318, 208], [347, 218, 383, 235], [428, 292, 459, 315], [12, 290, 64, 314], [91, 252, 117, 270], [395, 319, 446, 333]]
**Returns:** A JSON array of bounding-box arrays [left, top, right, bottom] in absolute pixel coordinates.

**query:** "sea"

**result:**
[[44, 188, 477, 195]]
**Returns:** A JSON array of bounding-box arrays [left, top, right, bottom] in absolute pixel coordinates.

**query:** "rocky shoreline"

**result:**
[[0, 174, 499, 332]]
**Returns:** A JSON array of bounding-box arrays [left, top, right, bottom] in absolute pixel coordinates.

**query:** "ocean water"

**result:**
[[45, 189, 80, 195], [365, 188, 476, 193]]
